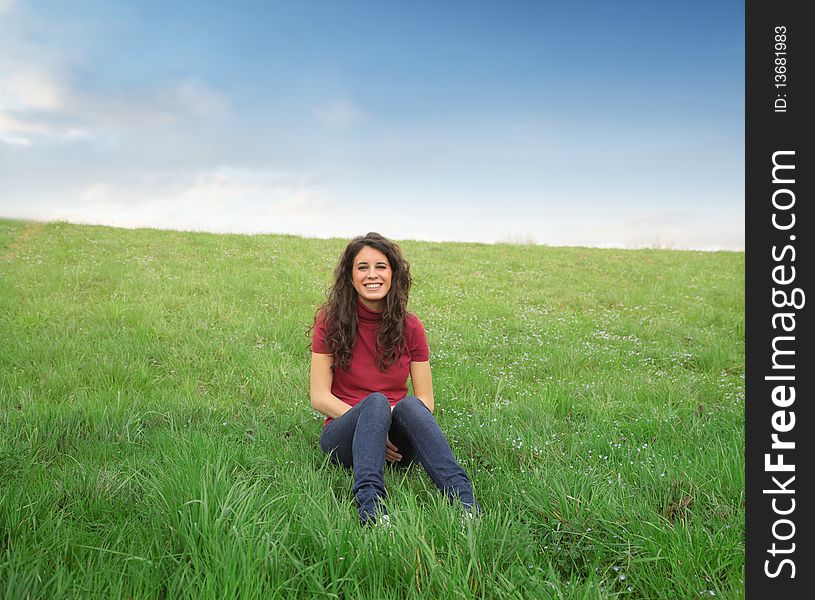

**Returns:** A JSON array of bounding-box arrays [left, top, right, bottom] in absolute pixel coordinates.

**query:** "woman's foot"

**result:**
[[459, 501, 481, 526], [374, 514, 391, 528], [358, 496, 389, 527], [360, 509, 390, 527]]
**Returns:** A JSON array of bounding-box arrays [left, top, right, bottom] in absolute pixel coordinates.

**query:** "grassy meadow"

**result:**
[[0, 219, 744, 598]]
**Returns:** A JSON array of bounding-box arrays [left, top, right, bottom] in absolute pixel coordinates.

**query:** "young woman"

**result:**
[[310, 232, 478, 526]]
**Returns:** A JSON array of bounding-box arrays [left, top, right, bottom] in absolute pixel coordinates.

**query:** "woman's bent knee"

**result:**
[[357, 393, 392, 425], [360, 392, 390, 411], [393, 396, 431, 420]]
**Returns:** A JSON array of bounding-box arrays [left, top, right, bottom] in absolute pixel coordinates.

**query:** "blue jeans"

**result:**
[[319, 392, 476, 523]]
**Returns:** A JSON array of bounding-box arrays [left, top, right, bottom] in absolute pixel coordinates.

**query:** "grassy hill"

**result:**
[[0, 219, 744, 598]]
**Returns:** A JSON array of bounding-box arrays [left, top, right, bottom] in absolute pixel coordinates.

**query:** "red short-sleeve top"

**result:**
[[312, 298, 429, 424]]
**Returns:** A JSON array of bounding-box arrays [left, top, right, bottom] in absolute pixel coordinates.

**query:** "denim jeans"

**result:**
[[319, 392, 476, 523]]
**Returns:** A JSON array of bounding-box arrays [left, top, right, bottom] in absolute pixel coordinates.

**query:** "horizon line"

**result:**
[[0, 215, 746, 253]]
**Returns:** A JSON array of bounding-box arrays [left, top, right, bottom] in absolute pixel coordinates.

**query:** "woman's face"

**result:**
[[351, 245, 392, 311]]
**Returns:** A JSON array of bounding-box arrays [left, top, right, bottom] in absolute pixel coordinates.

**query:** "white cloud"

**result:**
[[80, 182, 113, 202], [0, 60, 72, 144], [269, 192, 325, 217], [1, 71, 65, 110], [313, 100, 363, 127], [551, 210, 744, 250], [0, 107, 98, 145], [47, 167, 333, 235], [0, 73, 230, 147], [0, 8, 230, 147], [0, 111, 43, 143], [0, 132, 29, 146], [160, 79, 230, 117]]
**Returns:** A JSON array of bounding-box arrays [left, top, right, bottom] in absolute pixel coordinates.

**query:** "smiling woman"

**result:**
[[308, 232, 478, 525]]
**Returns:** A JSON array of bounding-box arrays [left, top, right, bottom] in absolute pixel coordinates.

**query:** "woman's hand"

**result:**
[[386, 436, 402, 463]]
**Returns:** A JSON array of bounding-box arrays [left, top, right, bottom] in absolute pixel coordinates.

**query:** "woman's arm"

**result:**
[[310, 353, 351, 419], [409, 361, 435, 414]]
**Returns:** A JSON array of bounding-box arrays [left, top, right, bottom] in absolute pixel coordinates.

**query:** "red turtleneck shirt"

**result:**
[[311, 299, 430, 425]]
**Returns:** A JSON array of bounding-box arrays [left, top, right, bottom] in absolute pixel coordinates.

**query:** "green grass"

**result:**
[[0, 219, 744, 598]]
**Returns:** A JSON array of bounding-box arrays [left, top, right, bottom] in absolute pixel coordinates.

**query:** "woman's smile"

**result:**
[[352, 246, 392, 310]]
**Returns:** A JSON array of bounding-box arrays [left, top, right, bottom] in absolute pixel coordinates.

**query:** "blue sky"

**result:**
[[0, 0, 744, 249]]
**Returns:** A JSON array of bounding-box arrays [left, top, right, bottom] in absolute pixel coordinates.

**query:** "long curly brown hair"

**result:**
[[312, 232, 413, 371]]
